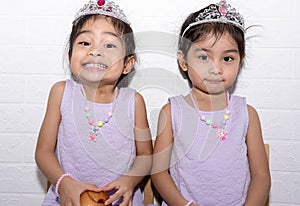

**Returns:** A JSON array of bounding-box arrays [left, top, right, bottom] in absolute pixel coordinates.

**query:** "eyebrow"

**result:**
[[77, 30, 119, 38], [193, 47, 239, 54]]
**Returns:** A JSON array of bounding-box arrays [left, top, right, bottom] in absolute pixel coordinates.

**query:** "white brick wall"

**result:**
[[0, 0, 299, 205]]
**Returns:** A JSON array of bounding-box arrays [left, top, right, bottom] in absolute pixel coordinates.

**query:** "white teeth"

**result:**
[[84, 63, 108, 70]]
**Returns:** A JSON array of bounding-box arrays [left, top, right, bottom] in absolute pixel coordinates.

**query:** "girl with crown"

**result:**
[[151, 1, 271, 205], [35, 0, 152, 205]]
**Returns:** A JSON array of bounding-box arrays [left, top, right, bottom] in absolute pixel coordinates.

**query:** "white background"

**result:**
[[0, 0, 300, 205]]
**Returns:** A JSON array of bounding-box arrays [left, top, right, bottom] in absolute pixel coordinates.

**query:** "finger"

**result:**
[[101, 184, 119, 192], [104, 189, 122, 205], [118, 194, 131, 206]]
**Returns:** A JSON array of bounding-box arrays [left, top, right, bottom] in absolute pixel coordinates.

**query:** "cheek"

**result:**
[[187, 67, 205, 82]]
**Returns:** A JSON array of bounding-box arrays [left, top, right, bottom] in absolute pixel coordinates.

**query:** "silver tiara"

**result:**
[[182, 0, 245, 37], [73, 0, 130, 25]]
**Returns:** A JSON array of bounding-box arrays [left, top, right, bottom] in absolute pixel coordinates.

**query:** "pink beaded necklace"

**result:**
[[190, 91, 230, 140], [82, 86, 118, 141]]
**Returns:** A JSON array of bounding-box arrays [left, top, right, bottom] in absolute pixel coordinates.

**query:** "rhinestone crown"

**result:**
[[182, 0, 245, 36], [73, 0, 130, 25]]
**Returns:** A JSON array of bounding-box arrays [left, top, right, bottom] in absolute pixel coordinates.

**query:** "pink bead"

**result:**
[[211, 123, 218, 128], [108, 112, 113, 117], [200, 115, 206, 121], [88, 118, 94, 125], [84, 106, 90, 111]]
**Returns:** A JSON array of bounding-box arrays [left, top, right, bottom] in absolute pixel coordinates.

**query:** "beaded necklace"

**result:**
[[82, 86, 118, 141], [190, 91, 230, 140]]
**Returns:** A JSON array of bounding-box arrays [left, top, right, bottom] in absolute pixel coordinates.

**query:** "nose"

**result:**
[[88, 48, 103, 57], [209, 61, 223, 75]]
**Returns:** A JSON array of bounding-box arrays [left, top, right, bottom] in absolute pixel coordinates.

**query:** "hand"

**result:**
[[58, 177, 101, 206], [101, 176, 134, 206]]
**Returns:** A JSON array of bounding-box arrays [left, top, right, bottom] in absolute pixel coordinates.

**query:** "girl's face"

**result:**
[[179, 32, 241, 94], [70, 16, 133, 85]]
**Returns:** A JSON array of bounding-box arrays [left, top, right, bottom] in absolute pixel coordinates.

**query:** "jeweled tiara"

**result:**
[[73, 0, 130, 25], [182, 0, 245, 37]]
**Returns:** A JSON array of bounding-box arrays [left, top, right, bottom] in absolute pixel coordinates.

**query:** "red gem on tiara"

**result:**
[[97, 0, 105, 6]]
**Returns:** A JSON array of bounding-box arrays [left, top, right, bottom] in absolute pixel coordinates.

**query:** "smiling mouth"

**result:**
[[83, 63, 108, 71]]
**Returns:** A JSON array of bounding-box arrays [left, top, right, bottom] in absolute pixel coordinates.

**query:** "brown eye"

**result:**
[[79, 41, 90, 46], [224, 56, 233, 62]]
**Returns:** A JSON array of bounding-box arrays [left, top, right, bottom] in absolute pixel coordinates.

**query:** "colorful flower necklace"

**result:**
[[190, 91, 230, 140], [82, 86, 118, 141]]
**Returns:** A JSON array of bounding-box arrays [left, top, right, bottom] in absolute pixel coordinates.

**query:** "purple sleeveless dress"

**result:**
[[42, 79, 144, 205], [164, 95, 250, 206]]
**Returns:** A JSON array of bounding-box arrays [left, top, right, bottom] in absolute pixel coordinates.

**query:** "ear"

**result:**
[[123, 56, 136, 74], [177, 50, 188, 71]]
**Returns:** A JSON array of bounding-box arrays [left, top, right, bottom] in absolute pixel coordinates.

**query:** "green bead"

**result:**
[[206, 120, 211, 125]]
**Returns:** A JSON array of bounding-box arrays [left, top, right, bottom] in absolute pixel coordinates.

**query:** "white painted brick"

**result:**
[[22, 195, 45, 206], [26, 0, 69, 16], [0, 77, 26, 103], [0, 46, 65, 75], [294, 50, 300, 79], [0, 165, 45, 193], [270, 171, 293, 203], [293, 112, 300, 141], [26, 77, 62, 104], [254, 18, 300, 48], [269, 142, 300, 172], [0, 195, 21, 206], [0, 17, 27, 45], [0, 134, 24, 163], [253, 80, 300, 109], [294, 173, 300, 204], [131, 17, 180, 33], [24, 134, 38, 164], [28, 17, 71, 46], [260, 110, 293, 140], [244, 48, 293, 79], [0, 104, 44, 133]]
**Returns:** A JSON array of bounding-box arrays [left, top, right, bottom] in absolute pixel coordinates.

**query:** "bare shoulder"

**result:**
[[246, 104, 263, 144], [48, 81, 66, 104], [50, 81, 66, 96], [247, 104, 260, 122], [134, 91, 145, 104]]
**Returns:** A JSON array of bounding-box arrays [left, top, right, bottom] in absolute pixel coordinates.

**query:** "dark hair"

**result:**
[[67, 14, 136, 62], [178, 10, 245, 64]]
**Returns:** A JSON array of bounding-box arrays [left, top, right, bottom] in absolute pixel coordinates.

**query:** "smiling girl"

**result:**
[[35, 1, 152, 205]]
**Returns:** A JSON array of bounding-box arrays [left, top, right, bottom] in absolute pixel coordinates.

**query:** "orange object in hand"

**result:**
[[80, 191, 112, 206]]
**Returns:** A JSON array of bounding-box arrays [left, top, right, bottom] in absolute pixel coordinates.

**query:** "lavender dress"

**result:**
[[164, 95, 250, 206], [42, 79, 144, 205]]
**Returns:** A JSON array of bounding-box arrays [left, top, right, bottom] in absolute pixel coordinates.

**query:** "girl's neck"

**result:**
[[82, 83, 117, 104], [190, 88, 228, 111]]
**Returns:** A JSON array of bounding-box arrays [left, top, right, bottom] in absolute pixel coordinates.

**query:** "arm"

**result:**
[[103, 92, 153, 205], [35, 81, 65, 186], [151, 104, 194, 206], [244, 105, 271, 206], [35, 81, 100, 206]]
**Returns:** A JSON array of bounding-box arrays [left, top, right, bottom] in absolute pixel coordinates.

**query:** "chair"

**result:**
[[143, 144, 270, 206]]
